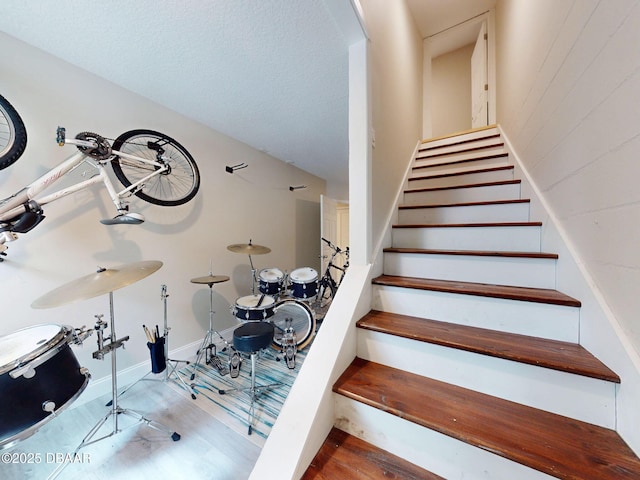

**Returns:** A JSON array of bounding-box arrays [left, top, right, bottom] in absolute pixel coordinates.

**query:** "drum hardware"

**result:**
[[218, 322, 283, 435], [189, 271, 232, 398], [274, 318, 297, 370], [31, 261, 180, 479], [227, 239, 271, 294], [111, 285, 192, 402], [228, 351, 242, 378]]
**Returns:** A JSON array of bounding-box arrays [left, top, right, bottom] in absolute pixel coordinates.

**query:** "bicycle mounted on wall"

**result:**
[[0, 116, 200, 259]]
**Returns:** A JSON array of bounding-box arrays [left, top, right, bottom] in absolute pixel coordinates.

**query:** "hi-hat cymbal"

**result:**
[[227, 242, 271, 255], [190, 274, 230, 285], [32, 260, 163, 309]]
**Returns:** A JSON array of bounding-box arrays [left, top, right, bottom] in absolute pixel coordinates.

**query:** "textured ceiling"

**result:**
[[0, 1, 493, 199]]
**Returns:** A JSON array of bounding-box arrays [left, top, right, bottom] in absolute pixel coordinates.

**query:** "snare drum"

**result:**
[[258, 267, 285, 295], [233, 294, 276, 321], [289, 267, 318, 299], [0, 324, 90, 449]]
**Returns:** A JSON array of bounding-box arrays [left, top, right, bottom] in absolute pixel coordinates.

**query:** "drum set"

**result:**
[[0, 239, 323, 455]]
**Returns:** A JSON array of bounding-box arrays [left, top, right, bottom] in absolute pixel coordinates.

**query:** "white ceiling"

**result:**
[[0, 1, 494, 199]]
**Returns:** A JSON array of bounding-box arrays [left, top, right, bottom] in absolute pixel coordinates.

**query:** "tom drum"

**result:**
[[289, 267, 318, 299], [258, 267, 285, 296]]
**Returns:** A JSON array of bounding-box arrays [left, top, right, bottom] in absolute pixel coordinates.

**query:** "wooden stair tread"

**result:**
[[334, 358, 640, 479], [383, 247, 558, 259], [372, 275, 581, 307], [357, 310, 619, 382], [301, 427, 443, 480], [393, 221, 542, 228], [399, 198, 530, 210], [408, 165, 514, 182], [404, 179, 521, 194], [413, 152, 508, 171], [417, 141, 504, 159]]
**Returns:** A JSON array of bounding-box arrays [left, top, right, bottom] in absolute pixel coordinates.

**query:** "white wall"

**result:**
[[359, 0, 423, 256], [495, 0, 640, 451], [431, 44, 474, 137], [0, 33, 324, 400]]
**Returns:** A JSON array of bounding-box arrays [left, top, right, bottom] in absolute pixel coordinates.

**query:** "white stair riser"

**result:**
[[334, 396, 556, 480], [372, 285, 579, 342], [392, 225, 541, 252], [383, 252, 556, 289], [407, 168, 514, 190], [415, 148, 507, 168], [422, 127, 500, 149], [412, 159, 508, 177], [403, 182, 521, 205], [398, 202, 530, 225], [357, 330, 615, 428]]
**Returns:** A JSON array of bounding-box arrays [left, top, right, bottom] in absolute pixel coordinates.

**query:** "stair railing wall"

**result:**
[[499, 125, 640, 455]]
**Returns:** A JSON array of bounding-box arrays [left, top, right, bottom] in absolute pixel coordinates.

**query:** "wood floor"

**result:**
[[2, 377, 261, 480]]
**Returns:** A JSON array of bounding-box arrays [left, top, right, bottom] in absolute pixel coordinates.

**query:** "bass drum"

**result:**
[[0, 324, 90, 449], [270, 299, 316, 351]]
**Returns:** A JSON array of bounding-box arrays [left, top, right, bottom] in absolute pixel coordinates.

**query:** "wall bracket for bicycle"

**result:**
[[225, 162, 248, 174], [289, 185, 307, 191]]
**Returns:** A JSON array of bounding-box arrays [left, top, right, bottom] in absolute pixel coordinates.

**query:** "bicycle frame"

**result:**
[[0, 133, 169, 249]]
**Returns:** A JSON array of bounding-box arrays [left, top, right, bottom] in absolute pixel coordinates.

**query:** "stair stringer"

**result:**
[[499, 126, 640, 455]]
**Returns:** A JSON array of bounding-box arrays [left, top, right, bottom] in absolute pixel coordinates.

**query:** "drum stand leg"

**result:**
[[218, 351, 282, 435], [190, 281, 233, 398], [47, 292, 180, 480]]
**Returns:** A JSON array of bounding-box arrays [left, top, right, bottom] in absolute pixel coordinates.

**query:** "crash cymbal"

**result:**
[[190, 274, 230, 285], [32, 260, 163, 309], [227, 242, 271, 255]]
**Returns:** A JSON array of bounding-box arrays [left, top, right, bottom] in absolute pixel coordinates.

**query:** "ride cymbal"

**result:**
[[32, 260, 163, 309], [227, 242, 271, 255], [190, 274, 230, 285]]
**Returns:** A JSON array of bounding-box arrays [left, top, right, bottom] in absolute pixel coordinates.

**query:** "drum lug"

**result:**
[[80, 367, 91, 378], [42, 401, 56, 413], [9, 364, 36, 380]]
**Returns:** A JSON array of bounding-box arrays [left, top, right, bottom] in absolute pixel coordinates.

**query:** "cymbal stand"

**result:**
[[48, 292, 180, 480], [111, 285, 191, 402], [248, 253, 257, 295], [190, 278, 234, 397]]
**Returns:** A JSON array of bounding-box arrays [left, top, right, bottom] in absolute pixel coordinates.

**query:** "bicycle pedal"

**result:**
[[210, 355, 229, 376], [229, 352, 242, 378]]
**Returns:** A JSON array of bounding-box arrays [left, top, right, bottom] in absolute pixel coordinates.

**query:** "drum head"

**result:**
[[259, 268, 284, 282], [0, 324, 68, 375], [271, 300, 316, 350], [289, 267, 318, 283], [235, 294, 276, 308]]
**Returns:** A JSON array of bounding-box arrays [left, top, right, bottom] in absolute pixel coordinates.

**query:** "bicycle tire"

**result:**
[[317, 278, 336, 306], [0, 94, 27, 170], [111, 129, 200, 206], [271, 299, 316, 351]]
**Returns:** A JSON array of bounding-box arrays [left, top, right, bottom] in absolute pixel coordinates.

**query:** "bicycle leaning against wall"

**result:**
[[314, 237, 349, 316], [0, 125, 200, 259]]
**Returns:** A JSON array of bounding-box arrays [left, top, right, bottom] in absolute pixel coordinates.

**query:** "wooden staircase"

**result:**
[[302, 126, 640, 479]]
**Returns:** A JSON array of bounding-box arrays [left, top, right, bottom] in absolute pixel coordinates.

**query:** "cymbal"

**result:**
[[227, 243, 271, 255], [32, 260, 163, 309], [190, 274, 230, 285]]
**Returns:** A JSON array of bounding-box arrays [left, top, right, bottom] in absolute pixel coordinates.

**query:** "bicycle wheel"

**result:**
[[271, 299, 316, 351], [317, 277, 336, 306], [111, 129, 200, 206], [0, 94, 27, 170]]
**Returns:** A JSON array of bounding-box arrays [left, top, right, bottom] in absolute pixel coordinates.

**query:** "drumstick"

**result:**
[[143, 325, 154, 343], [256, 294, 265, 307]]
